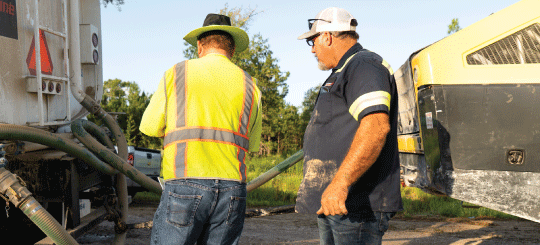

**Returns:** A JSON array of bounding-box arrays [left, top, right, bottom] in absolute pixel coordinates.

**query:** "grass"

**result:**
[[399, 186, 518, 220], [132, 191, 161, 203], [245, 155, 304, 207], [133, 155, 519, 220]]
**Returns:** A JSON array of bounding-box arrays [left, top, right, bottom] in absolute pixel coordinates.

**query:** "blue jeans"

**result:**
[[151, 179, 247, 245], [317, 212, 395, 245]]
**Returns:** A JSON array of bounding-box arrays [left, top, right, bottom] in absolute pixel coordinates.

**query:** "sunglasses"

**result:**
[[306, 33, 320, 47], [308, 19, 331, 30]]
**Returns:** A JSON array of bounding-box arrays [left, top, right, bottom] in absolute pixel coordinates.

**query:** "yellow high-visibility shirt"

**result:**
[[140, 53, 262, 182]]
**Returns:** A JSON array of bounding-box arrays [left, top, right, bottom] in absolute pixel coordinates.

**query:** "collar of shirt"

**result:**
[[332, 43, 363, 73]]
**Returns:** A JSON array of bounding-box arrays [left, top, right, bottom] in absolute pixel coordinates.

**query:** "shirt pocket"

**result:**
[[312, 90, 333, 125]]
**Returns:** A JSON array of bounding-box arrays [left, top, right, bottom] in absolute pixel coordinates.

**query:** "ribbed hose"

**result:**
[[71, 119, 162, 194], [76, 119, 115, 150], [80, 96, 129, 244], [0, 167, 78, 245], [21, 198, 78, 245], [0, 124, 117, 175], [73, 119, 132, 242]]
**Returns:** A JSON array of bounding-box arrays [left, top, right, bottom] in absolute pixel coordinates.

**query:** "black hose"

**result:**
[[0, 124, 118, 175], [76, 119, 115, 150], [80, 96, 130, 244], [71, 119, 162, 194]]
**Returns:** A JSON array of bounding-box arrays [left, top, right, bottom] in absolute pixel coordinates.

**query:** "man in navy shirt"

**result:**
[[296, 7, 402, 245]]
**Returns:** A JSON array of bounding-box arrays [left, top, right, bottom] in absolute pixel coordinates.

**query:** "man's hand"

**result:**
[[316, 181, 349, 216]]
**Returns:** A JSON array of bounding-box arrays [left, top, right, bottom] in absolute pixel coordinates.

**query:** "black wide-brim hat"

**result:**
[[183, 14, 249, 53]]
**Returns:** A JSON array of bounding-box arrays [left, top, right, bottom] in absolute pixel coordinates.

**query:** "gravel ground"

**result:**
[[76, 201, 540, 245]]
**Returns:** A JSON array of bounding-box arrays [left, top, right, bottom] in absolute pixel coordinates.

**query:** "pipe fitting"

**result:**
[[0, 167, 78, 244], [0, 168, 32, 207]]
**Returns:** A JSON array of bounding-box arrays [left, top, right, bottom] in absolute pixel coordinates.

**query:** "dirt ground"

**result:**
[[76, 201, 540, 245]]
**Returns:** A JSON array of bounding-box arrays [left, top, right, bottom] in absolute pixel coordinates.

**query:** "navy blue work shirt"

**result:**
[[296, 43, 403, 214]]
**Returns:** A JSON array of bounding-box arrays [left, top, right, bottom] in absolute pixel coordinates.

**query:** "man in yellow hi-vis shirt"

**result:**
[[140, 13, 262, 245]]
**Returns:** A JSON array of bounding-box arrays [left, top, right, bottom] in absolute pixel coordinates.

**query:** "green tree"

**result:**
[[300, 85, 320, 120], [101, 0, 124, 9], [89, 79, 162, 150], [299, 85, 321, 141], [125, 115, 137, 145], [447, 18, 461, 35], [277, 105, 302, 155]]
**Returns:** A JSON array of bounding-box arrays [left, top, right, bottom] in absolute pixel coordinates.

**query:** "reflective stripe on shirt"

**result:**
[[349, 91, 391, 121]]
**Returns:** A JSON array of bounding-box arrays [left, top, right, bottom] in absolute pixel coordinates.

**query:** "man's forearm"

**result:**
[[331, 112, 390, 187]]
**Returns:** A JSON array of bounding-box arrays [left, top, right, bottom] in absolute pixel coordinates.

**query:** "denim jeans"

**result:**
[[151, 179, 247, 245], [317, 212, 395, 245]]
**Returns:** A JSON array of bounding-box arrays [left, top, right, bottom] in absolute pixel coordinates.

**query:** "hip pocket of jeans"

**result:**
[[226, 196, 246, 226], [166, 192, 202, 227]]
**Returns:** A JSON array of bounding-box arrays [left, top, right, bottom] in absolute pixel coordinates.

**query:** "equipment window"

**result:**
[[466, 23, 540, 65]]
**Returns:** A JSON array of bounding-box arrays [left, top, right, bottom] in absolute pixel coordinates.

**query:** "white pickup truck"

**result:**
[[125, 146, 161, 196]]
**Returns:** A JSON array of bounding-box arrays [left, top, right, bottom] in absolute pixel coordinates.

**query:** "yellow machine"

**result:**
[[397, 0, 540, 223]]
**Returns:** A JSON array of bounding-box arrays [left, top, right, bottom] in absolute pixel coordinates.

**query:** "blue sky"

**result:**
[[100, 0, 519, 108]]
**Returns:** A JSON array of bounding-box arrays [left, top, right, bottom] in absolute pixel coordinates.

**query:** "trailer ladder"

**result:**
[[26, 0, 71, 126]]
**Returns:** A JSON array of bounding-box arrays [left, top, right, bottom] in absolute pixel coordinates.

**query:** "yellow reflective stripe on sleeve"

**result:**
[[382, 59, 394, 75], [335, 53, 357, 73], [349, 91, 391, 121]]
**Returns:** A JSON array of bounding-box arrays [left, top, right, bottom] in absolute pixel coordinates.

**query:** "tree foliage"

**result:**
[[88, 79, 162, 149], [101, 0, 124, 11], [447, 18, 461, 35], [101, 0, 124, 7], [300, 85, 320, 134]]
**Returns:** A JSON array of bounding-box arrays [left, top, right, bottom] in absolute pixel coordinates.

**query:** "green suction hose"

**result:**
[[0, 124, 117, 175], [21, 198, 79, 245], [0, 167, 78, 245], [71, 119, 162, 194]]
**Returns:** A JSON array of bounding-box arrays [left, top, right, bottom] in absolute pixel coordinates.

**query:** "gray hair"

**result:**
[[329, 31, 359, 40]]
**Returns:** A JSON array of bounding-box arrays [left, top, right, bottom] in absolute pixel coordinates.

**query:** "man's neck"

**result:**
[[331, 39, 357, 69], [331, 41, 357, 68], [199, 48, 231, 59]]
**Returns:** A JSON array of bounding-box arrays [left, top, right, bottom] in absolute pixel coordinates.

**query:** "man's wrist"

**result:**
[[330, 174, 350, 189]]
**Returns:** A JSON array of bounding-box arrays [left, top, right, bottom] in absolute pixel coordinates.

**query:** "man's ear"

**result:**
[[197, 40, 203, 57], [323, 32, 333, 47]]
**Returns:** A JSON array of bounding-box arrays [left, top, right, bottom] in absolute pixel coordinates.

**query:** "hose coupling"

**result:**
[[0, 168, 32, 208]]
